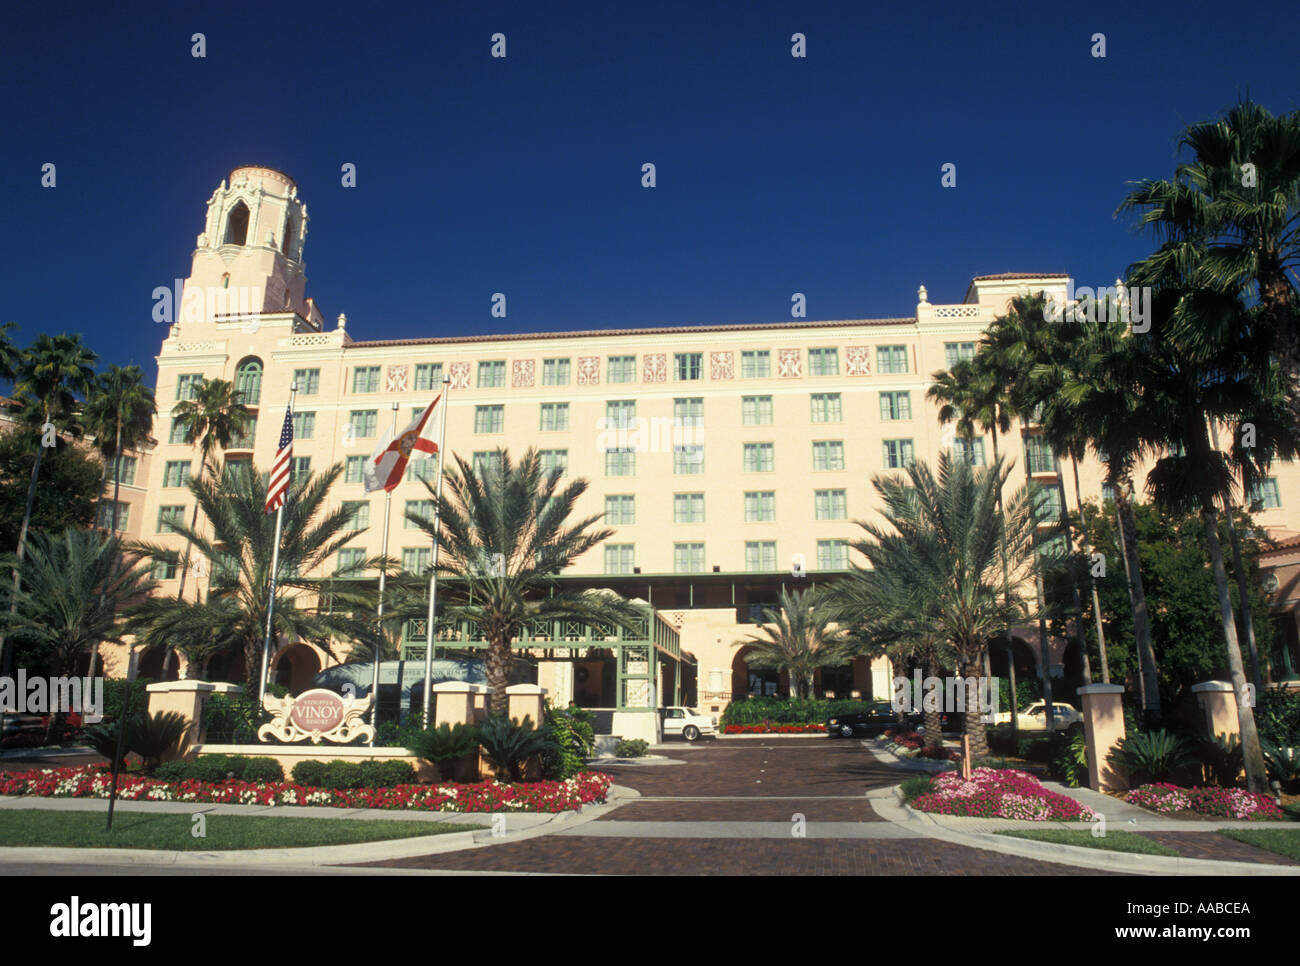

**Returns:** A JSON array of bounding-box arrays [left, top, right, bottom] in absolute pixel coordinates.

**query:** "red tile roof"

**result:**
[[971, 272, 1069, 281]]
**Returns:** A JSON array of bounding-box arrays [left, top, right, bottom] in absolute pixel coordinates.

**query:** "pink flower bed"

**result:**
[[1125, 783, 1282, 821], [911, 768, 1095, 821], [0, 765, 612, 813], [884, 728, 924, 750]]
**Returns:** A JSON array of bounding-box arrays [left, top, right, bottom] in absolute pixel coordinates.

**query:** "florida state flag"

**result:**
[[364, 394, 441, 493]]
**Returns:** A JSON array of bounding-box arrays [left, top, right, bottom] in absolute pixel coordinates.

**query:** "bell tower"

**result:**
[[176, 166, 321, 328]]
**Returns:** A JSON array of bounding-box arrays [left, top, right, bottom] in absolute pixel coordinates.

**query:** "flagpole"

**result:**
[[258, 383, 296, 707], [370, 401, 399, 746], [422, 378, 452, 728]]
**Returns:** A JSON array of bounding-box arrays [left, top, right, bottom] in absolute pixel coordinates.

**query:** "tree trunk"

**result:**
[[961, 653, 990, 760], [0, 437, 49, 742], [1006, 638, 1018, 735], [1059, 469, 1091, 683], [1073, 458, 1109, 682], [990, 425, 1017, 735], [1113, 479, 1159, 716], [1207, 422, 1264, 690], [923, 656, 943, 746], [176, 502, 202, 601], [486, 636, 511, 717]]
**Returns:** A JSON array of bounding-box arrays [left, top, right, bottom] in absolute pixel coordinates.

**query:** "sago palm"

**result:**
[[735, 587, 855, 700]]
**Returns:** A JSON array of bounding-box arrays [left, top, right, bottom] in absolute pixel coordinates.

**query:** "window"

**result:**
[[674, 493, 705, 523], [152, 558, 178, 580], [1250, 478, 1282, 509], [342, 501, 369, 530], [953, 437, 985, 466], [742, 395, 773, 425], [163, 461, 191, 488], [876, 345, 908, 374], [169, 418, 190, 444], [349, 410, 378, 439], [814, 440, 847, 471], [817, 540, 849, 570], [176, 373, 203, 401], [744, 442, 774, 472], [815, 489, 847, 520], [477, 360, 506, 388], [108, 455, 138, 485], [673, 397, 704, 427], [674, 352, 703, 381], [414, 363, 443, 391], [745, 541, 777, 572], [809, 347, 839, 376], [290, 456, 311, 481], [402, 547, 432, 575], [1034, 487, 1064, 523], [944, 342, 976, 369], [879, 391, 911, 421], [223, 459, 252, 485], [674, 445, 705, 474], [292, 411, 315, 439], [741, 350, 771, 378], [674, 543, 705, 573], [608, 355, 636, 383], [405, 500, 434, 528], [472, 451, 504, 476], [604, 544, 635, 574], [605, 495, 635, 525], [606, 400, 636, 428], [810, 393, 842, 423], [336, 548, 366, 575], [542, 358, 571, 386], [474, 405, 504, 434], [95, 501, 129, 531], [744, 491, 775, 522], [605, 448, 636, 476], [293, 368, 320, 395], [229, 415, 257, 449], [1101, 483, 1116, 505], [157, 504, 185, 533], [1025, 436, 1058, 474], [351, 366, 380, 393], [881, 439, 913, 469], [406, 456, 436, 483], [234, 359, 262, 405], [345, 456, 367, 484], [540, 449, 568, 476], [540, 402, 569, 431]]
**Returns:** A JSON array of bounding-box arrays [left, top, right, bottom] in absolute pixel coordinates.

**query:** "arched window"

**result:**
[[224, 200, 250, 246], [234, 357, 263, 406], [282, 215, 295, 257]]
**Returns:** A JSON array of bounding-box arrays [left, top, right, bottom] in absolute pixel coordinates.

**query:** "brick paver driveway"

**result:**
[[361, 738, 1120, 875]]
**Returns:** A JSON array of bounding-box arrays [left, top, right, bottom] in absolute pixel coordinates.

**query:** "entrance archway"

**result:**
[[271, 643, 324, 695]]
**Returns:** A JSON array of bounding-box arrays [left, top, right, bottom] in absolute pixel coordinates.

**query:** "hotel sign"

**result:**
[[258, 688, 375, 744]]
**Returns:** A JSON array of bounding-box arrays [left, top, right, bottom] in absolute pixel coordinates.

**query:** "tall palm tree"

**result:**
[[131, 463, 384, 684], [0, 528, 154, 739], [404, 447, 645, 717], [169, 377, 252, 601], [734, 588, 854, 699], [833, 453, 1041, 759]]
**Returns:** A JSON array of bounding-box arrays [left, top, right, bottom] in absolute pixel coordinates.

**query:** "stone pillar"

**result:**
[[505, 683, 546, 726], [1191, 681, 1239, 741], [1077, 683, 1126, 792], [431, 682, 486, 728], [145, 681, 244, 758]]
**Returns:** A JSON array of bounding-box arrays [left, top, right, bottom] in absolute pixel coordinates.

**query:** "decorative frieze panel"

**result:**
[[778, 348, 803, 378], [576, 356, 601, 385], [710, 352, 734, 380], [449, 362, 471, 390], [512, 359, 535, 388], [643, 353, 667, 383], [845, 346, 872, 376], [386, 364, 409, 392]]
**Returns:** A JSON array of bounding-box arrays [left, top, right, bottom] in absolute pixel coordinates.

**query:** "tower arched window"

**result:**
[[224, 201, 250, 246], [235, 357, 263, 406], [282, 215, 295, 257]]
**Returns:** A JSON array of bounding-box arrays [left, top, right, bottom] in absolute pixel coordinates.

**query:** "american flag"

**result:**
[[265, 404, 294, 514]]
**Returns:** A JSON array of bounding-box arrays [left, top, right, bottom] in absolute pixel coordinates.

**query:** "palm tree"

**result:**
[[131, 462, 384, 684], [734, 588, 854, 699], [833, 453, 1041, 759], [169, 377, 252, 601], [404, 447, 645, 717], [0, 528, 154, 740]]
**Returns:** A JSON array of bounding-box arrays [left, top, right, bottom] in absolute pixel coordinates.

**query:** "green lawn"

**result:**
[[1217, 828, 1300, 862], [0, 810, 483, 850], [995, 828, 1179, 856]]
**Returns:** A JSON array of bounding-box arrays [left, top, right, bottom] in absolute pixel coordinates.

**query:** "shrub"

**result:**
[[1261, 737, 1300, 792], [125, 711, 189, 772], [476, 715, 557, 781], [1049, 728, 1089, 788], [358, 759, 416, 787], [721, 696, 884, 727], [1257, 689, 1300, 748], [321, 760, 366, 790], [291, 760, 326, 787], [151, 755, 284, 783], [240, 757, 286, 783], [542, 705, 596, 779], [375, 719, 429, 750], [407, 722, 479, 763], [1109, 729, 1195, 785], [101, 677, 154, 723], [201, 693, 266, 744], [900, 774, 933, 803], [1198, 733, 1243, 787], [615, 738, 649, 758]]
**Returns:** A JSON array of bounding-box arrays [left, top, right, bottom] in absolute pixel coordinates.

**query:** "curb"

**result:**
[[864, 741, 957, 773]]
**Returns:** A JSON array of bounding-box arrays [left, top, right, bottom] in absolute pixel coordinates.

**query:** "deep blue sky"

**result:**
[[2, 0, 1297, 384]]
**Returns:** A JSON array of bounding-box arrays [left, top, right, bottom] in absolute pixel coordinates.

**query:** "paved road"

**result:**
[[361, 738, 1120, 875]]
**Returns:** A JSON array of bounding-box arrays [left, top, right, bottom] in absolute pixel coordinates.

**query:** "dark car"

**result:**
[[826, 703, 909, 738]]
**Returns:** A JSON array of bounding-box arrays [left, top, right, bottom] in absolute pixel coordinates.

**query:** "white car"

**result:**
[[660, 706, 717, 741], [994, 701, 1082, 731]]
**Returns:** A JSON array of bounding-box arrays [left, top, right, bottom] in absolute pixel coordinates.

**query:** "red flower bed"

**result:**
[[0, 764, 612, 814], [884, 728, 925, 750], [911, 768, 1095, 821], [724, 722, 824, 734], [915, 745, 961, 761], [1125, 783, 1282, 821]]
